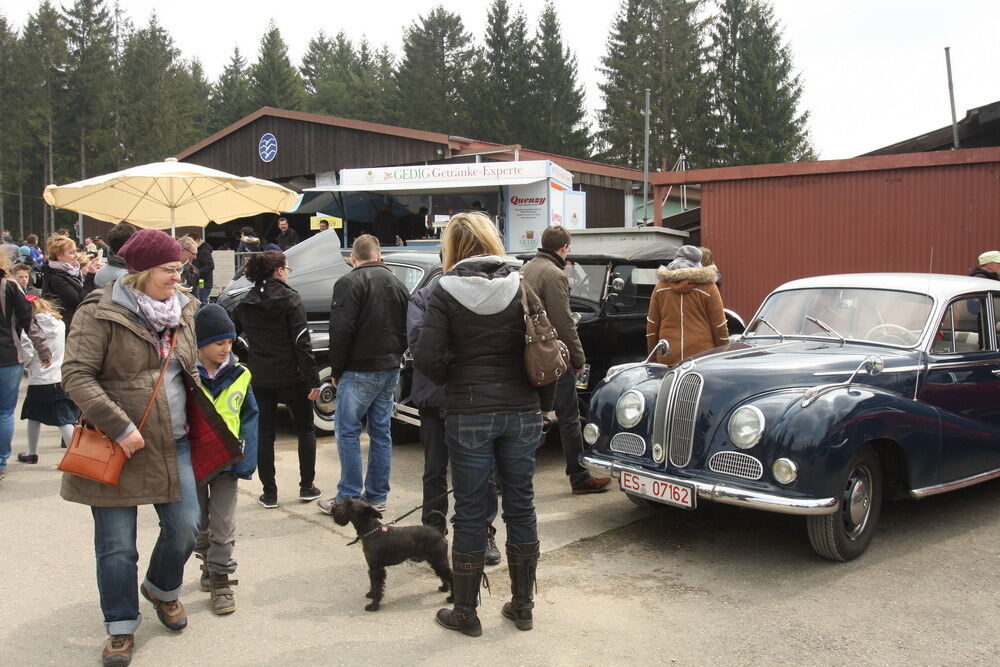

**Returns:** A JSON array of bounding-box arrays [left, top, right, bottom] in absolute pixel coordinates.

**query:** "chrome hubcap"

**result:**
[[315, 382, 336, 418], [843, 466, 872, 539]]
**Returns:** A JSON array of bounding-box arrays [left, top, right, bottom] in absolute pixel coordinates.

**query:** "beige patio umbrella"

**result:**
[[43, 157, 300, 236]]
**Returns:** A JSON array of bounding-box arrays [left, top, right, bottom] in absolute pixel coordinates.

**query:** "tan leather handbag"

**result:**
[[58, 335, 176, 486], [519, 278, 570, 387]]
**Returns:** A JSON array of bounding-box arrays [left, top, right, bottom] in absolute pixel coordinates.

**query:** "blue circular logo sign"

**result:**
[[258, 133, 277, 163]]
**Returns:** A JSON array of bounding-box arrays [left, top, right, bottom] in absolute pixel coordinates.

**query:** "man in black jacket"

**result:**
[[970, 250, 1000, 281], [319, 234, 409, 512], [275, 217, 300, 250], [189, 229, 214, 304]]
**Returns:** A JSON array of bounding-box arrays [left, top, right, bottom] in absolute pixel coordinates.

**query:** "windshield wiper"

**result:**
[[753, 318, 784, 341], [805, 316, 845, 343]]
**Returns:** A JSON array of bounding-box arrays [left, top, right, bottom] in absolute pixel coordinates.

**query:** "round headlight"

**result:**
[[615, 390, 645, 428], [772, 458, 798, 484], [583, 423, 600, 445], [728, 405, 764, 449]]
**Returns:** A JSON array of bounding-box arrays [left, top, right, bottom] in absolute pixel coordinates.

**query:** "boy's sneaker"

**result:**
[[102, 633, 134, 666], [298, 485, 322, 502], [17, 453, 39, 464], [258, 493, 278, 509], [209, 573, 238, 615], [0, 468, 6, 480]]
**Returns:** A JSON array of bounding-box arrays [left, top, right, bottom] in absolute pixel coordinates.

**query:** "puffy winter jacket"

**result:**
[[233, 277, 320, 389], [413, 255, 540, 415], [646, 264, 728, 365]]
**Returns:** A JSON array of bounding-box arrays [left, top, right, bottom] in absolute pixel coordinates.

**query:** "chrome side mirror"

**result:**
[[863, 354, 884, 376], [644, 338, 669, 363]]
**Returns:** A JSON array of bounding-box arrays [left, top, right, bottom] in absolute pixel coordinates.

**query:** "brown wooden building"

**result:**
[[651, 146, 1000, 319], [174, 107, 656, 241]]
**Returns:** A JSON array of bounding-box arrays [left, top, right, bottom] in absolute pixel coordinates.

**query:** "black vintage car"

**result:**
[[217, 227, 743, 434]]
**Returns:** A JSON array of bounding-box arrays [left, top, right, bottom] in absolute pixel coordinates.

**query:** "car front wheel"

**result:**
[[807, 447, 883, 561], [313, 367, 337, 434]]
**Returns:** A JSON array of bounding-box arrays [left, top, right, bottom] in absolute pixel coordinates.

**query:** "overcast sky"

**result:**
[[4, 0, 998, 160]]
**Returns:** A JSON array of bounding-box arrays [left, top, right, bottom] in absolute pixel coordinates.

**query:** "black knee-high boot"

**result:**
[[501, 542, 539, 631], [436, 550, 485, 637]]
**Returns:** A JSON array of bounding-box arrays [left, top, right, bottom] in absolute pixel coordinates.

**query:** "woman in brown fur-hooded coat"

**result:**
[[646, 245, 729, 365]]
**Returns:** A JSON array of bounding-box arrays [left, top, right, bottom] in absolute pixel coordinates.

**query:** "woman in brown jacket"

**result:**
[[62, 229, 240, 667], [646, 245, 729, 365]]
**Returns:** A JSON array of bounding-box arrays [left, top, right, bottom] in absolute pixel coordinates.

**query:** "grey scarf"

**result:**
[[131, 288, 181, 332]]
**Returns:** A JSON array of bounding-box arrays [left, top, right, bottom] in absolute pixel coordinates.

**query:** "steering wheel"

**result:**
[[865, 323, 917, 345]]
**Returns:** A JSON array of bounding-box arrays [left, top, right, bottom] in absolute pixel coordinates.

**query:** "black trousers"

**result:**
[[419, 407, 497, 533], [553, 371, 591, 488], [255, 383, 317, 496]]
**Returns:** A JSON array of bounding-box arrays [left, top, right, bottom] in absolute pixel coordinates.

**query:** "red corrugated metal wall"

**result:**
[[703, 162, 1000, 320]]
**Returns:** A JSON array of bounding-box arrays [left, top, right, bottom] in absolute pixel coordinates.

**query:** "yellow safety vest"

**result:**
[[201, 368, 252, 438]]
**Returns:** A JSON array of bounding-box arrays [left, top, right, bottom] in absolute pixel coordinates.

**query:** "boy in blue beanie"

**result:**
[[193, 304, 259, 615]]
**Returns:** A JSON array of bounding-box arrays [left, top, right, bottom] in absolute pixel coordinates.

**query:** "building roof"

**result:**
[[649, 146, 1000, 186], [453, 140, 644, 182], [175, 107, 460, 161], [861, 100, 1000, 156]]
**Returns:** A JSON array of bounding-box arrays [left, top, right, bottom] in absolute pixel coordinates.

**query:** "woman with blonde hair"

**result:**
[[16, 295, 78, 463], [41, 233, 100, 333], [414, 212, 544, 636]]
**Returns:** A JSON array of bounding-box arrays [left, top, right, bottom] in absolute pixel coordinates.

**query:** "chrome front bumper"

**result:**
[[581, 453, 839, 516]]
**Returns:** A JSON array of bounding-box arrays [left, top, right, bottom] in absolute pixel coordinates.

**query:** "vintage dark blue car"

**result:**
[[581, 273, 1000, 560]]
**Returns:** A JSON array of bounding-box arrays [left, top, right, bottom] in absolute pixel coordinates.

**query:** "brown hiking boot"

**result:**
[[572, 476, 612, 495], [102, 634, 134, 666], [209, 572, 238, 615], [140, 583, 187, 630]]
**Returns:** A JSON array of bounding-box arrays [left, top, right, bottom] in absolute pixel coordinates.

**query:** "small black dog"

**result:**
[[331, 498, 453, 611]]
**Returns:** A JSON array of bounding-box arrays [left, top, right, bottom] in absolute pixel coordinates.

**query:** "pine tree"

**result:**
[[250, 22, 305, 110], [210, 47, 254, 130], [0, 17, 18, 235], [394, 6, 472, 134], [597, 0, 713, 169], [18, 1, 68, 236], [306, 31, 360, 117], [300, 31, 335, 96], [351, 41, 397, 125], [527, 2, 591, 157], [176, 58, 212, 148], [63, 0, 117, 182], [710, 0, 814, 165]]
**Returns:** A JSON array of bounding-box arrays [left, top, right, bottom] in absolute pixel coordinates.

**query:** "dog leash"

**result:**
[[346, 488, 454, 546]]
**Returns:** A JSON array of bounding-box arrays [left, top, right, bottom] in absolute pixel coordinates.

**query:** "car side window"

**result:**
[[387, 265, 425, 294], [931, 297, 988, 354]]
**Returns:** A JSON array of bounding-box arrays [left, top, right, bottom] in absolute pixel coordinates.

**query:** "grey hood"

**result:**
[[439, 255, 520, 316]]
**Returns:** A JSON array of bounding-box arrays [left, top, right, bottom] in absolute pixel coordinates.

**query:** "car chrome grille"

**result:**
[[668, 374, 703, 467], [709, 451, 763, 480], [651, 371, 676, 462], [610, 432, 646, 457]]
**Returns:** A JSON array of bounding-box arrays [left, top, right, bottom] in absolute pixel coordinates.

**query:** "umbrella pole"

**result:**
[[171, 207, 176, 238]]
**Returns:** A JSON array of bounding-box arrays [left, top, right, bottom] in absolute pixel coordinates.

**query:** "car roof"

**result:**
[[773, 273, 999, 301], [380, 251, 523, 269]]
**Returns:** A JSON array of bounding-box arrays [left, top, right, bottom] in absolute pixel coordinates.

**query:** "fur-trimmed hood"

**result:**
[[656, 264, 719, 286]]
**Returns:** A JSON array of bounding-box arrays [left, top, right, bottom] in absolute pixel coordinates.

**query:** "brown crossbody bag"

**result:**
[[519, 277, 570, 387], [58, 335, 177, 486]]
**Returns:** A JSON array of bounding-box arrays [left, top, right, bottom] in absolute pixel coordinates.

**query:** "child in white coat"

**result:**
[[17, 295, 79, 463]]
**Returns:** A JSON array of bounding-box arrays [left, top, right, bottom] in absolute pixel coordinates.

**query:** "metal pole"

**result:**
[[642, 88, 650, 226], [944, 47, 960, 149]]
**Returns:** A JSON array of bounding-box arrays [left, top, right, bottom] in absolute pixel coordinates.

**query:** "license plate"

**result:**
[[620, 471, 695, 509]]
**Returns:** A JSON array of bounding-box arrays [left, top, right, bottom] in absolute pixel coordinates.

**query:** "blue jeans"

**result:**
[[334, 369, 398, 504], [0, 364, 23, 470], [446, 411, 543, 553], [90, 437, 199, 635]]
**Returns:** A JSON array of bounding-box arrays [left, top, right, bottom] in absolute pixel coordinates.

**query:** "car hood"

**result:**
[[670, 338, 918, 398]]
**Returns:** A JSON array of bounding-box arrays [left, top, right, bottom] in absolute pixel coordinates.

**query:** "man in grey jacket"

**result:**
[[521, 226, 611, 495]]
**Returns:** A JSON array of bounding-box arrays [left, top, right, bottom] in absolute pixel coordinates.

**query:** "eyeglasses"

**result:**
[[154, 265, 184, 276], [281, 265, 292, 273]]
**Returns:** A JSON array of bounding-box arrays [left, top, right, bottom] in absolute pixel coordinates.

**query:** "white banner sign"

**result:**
[[506, 181, 550, 252]]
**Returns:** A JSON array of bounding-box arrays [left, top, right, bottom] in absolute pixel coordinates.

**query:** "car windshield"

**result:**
[[566, 262, 607, 302], [747, 288, 934, 347]]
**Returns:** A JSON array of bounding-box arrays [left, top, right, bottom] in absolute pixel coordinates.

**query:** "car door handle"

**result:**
[[992, 369, 1000, 376]]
